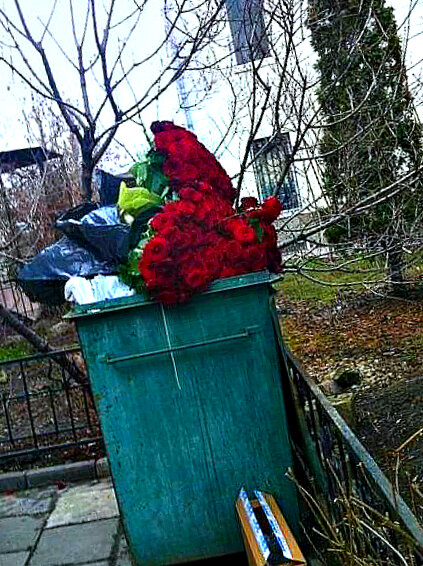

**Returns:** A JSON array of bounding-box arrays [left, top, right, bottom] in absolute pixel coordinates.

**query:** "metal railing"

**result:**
[[0, 276, 38, 320], [0, 347, 103, 464], [283, 349, 423, 565], [1, 328, 422, 563]]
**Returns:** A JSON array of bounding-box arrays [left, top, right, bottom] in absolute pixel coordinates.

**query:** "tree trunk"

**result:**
[[0, 303, 88, 388], [81, 161, 93, 202], [81, 129, 95, 202], [387, 247, 407, 297]]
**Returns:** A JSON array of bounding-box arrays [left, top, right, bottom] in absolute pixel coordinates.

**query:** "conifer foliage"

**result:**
[[309, 0, 422, 293]]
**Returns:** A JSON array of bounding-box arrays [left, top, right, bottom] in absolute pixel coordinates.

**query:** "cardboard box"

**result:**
[[236, 489, 306, 566]]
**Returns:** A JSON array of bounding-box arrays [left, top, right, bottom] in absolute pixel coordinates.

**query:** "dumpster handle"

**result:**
[[101, 325, 261, 365]]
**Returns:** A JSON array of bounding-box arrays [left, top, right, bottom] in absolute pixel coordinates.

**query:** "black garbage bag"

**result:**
[[54, 202, 99, 244], [56, 205, 131, 263], [17, 236, 116, 306], [57, 202, 163, 262], [56, 202, 98, 223], [95, 169, 133, 206]]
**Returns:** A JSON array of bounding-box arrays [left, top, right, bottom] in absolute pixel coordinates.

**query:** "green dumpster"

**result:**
[[68, 271, 299, 565]]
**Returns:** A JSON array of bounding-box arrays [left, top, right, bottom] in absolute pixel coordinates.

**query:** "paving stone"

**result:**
[[0, 551, 30, 566], [116, 532, 131, 566], [26, 461, 96, 488], [95, 457, 110, 479], [0, 472, 27, 492], [30, 517, 119, 566], [0, 486, 55, 518], [46, 481, 119, 528], [0, 515, 43, 552], [118, 532, 128, 552], [88, 477, 114, 490], [116, 555, 132, 566]]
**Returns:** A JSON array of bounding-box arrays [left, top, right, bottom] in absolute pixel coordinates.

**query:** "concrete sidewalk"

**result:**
[[0, 478, 130, 566]]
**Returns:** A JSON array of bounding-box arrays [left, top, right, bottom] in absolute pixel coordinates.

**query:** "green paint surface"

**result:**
[[72, 272, 299, 565]]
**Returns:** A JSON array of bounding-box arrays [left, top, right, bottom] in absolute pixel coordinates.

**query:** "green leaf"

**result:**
[[129, 161, 149, 187], [118, 182, 162, 219], [129, 150, 169, 195], [118, 246, 148, 296], [248, 217, 264, 242]]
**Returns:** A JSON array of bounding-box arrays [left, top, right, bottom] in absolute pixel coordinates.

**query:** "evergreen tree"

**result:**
[[309, 0, 422, 294]]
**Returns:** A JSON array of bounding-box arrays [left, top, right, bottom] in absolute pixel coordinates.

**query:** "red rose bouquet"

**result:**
[[119, 122, 283, 305]]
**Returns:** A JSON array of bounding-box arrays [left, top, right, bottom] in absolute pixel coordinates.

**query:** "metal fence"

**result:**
[[0, 347, 103, 465], [283, 349, 423, 565], [1, 334, 423, 562], [0, 275, 38, 321]]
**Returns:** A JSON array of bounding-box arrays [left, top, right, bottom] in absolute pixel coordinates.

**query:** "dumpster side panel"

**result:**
[[76, 277, 299, 565]]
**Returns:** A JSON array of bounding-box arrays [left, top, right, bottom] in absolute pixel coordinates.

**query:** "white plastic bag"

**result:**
[[65, 275, 135, 305]]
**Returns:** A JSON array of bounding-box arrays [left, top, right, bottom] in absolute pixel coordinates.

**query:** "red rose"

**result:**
[[161, 226, 184, 250], [195, 181, 214, 193], [153, 130, 186, 153], [140, 261, 173, 290], [150, 212, 176, 232], [179, 250, 204, 270], [241, 196, 258, 210], [176, 200, 197, 217], [220, 266, 237, 278], [143, 237, 169, 263], [184, 268, 209, 290], [198, 232, 221, 247], [180, 227, 204, 248], [163, 160, 199, 183], [263, 224, 277, 247], [261, 197, 282, 224], [266, 247, 283, 273], [217, 201, 235, 216], [229, 220, 256, 245], [194, 200, 216, 225], [154, 127, 194, 149], [247, 245, 267, 272], [151, 121, 179, 134], [156, 290, 181, 305], [202, 248, 221, 278], [179, 187, 203, 202], [168, 137, 199, 160], [223, 240, 243, 264], [139, 261, 156, 281]]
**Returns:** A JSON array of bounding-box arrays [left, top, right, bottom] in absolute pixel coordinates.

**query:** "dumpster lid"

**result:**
[[66, 271, 278, 319]]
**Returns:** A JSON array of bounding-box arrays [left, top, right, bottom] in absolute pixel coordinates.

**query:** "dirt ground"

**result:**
[[276, 289, 423, 518]]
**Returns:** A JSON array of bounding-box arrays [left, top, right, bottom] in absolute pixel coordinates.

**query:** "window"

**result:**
[[251, 134, 300, 210], [226, 0, 270, 65]]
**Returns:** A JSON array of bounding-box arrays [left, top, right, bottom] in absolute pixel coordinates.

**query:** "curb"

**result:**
[[0, 457, 110, 492]]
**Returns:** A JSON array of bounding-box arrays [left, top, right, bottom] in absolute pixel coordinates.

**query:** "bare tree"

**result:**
[[0, 0, 228, 200], [0, 97, 81, 263], [0, 97, 87, 381], [180, 0, 423, 294], [0, 0, 422, 294]]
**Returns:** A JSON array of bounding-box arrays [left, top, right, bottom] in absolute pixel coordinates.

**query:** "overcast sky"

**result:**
[[0, 1, 422, 163], [0, 0, 180, 161]]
